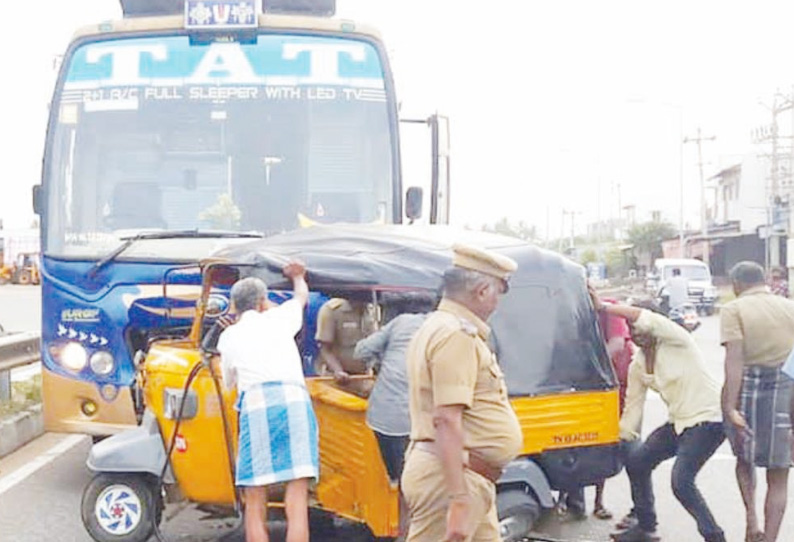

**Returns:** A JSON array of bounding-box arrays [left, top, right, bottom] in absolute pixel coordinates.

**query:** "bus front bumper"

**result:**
[[42, 369, 138, 435]]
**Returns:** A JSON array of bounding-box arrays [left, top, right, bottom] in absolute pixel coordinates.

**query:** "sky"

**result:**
[[5, 0, 794, 240]]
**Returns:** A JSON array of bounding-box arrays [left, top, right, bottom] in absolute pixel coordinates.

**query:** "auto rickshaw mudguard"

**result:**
[[498, 458, 554, 509], [536, 442, 624, 492], [86, 409, 175, 484]]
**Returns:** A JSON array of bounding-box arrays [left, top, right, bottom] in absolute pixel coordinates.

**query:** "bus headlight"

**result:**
[[90, 351, 114, 375], [60, 342, 88, 371]]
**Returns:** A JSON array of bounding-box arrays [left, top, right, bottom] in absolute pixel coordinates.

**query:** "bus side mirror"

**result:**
[[32, 185, 43, 215], [406, 186, 423, 222]]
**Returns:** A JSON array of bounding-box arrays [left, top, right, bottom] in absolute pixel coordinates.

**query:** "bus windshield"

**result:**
[[44, 34, 395, 258]]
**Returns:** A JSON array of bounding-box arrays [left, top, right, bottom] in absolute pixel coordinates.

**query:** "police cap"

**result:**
[[452, 243, 517, 282]]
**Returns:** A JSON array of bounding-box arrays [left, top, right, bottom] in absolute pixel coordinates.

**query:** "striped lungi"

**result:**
[[731, 366, 793, 469], [235, 381, 319, 486]]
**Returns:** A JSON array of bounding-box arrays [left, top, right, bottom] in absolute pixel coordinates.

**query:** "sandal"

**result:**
[[615, 512, 638, 530], [746, 533, 765, 542], [594, 506, 614, 520]]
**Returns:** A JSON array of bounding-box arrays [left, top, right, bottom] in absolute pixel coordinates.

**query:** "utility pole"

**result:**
[[560, 209, 581, 255], [756, 91, 794, 270], [559, 209, 566, 252], [684, 128, 716, 267], [545, 205, 550, 248]]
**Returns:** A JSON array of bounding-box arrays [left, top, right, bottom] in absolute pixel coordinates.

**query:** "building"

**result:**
[[682, 154, 781, 277]]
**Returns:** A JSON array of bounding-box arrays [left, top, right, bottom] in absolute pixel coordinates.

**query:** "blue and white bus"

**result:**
[[33, 0, 448, 435]]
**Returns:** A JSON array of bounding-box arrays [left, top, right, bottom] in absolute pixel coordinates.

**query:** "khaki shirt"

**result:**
[[406, 299, 522, 469], [720, 285, 794, 367], [620, 310, 722, 440], [315, 298, 378, 374]]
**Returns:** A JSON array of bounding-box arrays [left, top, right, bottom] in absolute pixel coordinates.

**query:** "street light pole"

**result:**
[[677, 107, 685, 257]]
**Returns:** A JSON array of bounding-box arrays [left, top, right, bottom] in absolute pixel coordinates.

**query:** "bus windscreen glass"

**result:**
[[45, 34, 394, 257]]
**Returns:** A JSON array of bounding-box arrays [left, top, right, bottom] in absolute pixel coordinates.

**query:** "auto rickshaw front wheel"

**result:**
[[81, 473, 163, 542], [497, 488, 541, 542]]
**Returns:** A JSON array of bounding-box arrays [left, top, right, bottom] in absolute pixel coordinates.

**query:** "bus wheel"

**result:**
[[497, 488, 541, 542], [81, 473, 162, 542]]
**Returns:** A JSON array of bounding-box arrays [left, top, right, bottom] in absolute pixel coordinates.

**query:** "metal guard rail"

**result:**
[[0, 331, 41, 402]]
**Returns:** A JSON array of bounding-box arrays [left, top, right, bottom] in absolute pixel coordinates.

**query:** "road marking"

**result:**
[[0, 434, 85, 495]]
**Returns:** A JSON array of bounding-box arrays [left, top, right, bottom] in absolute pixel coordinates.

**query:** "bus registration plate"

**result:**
[[185, 0, 258, 29]]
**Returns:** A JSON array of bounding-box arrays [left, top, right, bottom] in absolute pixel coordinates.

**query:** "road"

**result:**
[[0, 285, 41, 333], [1, 286, 793, 541], [0, 284, 42, 383]]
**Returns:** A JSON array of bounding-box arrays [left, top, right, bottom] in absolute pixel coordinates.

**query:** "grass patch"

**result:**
[[0, 374, 42, 417]]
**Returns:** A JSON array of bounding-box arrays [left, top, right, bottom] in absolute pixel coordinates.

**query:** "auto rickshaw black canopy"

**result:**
[[211, 224, 616, 396]]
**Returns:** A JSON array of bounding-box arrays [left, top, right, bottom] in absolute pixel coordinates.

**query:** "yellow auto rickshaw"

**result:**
[[81, 224, 621, 542]]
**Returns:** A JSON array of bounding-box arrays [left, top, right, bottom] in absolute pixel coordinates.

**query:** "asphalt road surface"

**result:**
[[2, 286, 794, 541], [0, 284, 41, 333]]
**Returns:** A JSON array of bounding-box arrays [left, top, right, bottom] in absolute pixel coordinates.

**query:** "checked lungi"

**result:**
[[731, 365, 793, 469], [235, 381, 319, 486]]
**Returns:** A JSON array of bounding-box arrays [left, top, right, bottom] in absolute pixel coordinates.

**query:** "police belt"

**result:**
[[411, 440, 503, 484]]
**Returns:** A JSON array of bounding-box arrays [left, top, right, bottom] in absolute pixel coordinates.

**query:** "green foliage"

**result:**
[[198, 193, 241, 230], [579, 249, 598, 266], [0, 374, 41, 416], [626, 221, 676, 262], [604, 247, 631, 277]]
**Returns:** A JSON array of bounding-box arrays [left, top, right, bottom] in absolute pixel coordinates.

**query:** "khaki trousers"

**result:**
[[401, 445, 500, 542]]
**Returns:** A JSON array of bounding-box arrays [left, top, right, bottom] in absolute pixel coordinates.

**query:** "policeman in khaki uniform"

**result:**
[[315, 297, 378, 394], [402, 244, 523, 542]]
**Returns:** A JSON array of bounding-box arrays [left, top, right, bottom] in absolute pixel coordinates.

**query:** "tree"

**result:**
[[604, 247, 635, 278], [198, 193, 241, 230], [579, 249, 598, 266], [627, 221, 676, 267]]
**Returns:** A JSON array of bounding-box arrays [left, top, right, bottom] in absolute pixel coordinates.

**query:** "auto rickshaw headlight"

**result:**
[[60, 342, 88, 371], [90, 351, 114, 375]]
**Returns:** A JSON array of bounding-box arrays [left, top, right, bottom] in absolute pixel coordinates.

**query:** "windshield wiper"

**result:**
[[88, 230, 264, 278]]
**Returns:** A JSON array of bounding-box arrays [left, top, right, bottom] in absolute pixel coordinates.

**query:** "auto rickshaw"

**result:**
[[81, 224, 621, 542]]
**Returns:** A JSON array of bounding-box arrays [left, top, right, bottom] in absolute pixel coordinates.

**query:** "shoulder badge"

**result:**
[[325, 298, 345, 310], [458, 317, 478, 336]]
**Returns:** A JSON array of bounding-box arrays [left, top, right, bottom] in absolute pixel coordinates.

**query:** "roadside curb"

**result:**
[[0, 403, 43, 458]]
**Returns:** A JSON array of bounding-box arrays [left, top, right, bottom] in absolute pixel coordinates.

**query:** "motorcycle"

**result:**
[[669, 302, 700, 333], [657, 291, 701, 333]]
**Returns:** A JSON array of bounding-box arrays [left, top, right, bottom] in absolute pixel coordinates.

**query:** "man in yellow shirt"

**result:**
[[721, 261, 794, 542], [590, 290, 725, 542]]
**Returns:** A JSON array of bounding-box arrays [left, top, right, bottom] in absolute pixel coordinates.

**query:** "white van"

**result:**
[[647, 258, 718, 315]]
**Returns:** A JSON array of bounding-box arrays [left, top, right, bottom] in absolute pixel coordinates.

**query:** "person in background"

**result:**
[[590, 289, 726, 542], [768, 266, 789, 298], [722, 261, 794, 542], [658, 267, 689, 313], [563, 296, 634, 522], [217, 262, 317, 542], [594, 297, 635, 519], [353, 292, 437, 540], [315, 296, 378, 395]]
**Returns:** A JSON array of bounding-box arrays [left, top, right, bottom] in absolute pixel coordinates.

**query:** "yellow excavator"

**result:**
[[0, 253, 40, 285]]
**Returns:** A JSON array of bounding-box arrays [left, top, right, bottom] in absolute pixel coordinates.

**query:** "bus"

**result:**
[[33, 0, 449, 435]]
